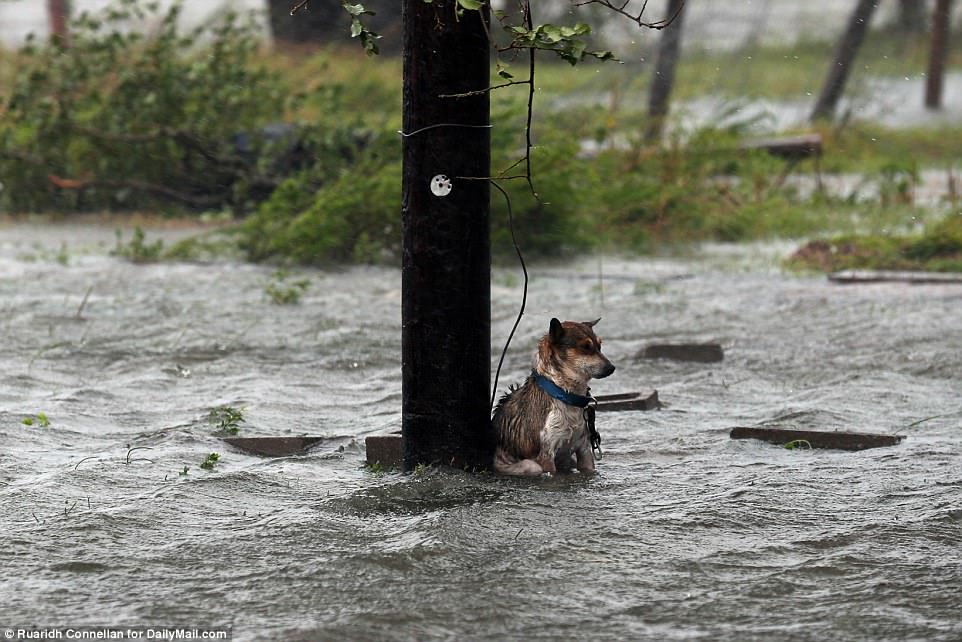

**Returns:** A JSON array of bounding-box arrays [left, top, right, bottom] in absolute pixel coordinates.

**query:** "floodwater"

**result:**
[[1, 223, 960, 641]]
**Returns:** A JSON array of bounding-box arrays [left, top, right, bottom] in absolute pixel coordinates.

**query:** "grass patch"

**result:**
[[209, 406, 245, 435], [22, 412, 50, 428], [788, 214, 962, 273], [199, 452, 221, 471], [112, 227, 164, 263], [264, 270, 310, 304]]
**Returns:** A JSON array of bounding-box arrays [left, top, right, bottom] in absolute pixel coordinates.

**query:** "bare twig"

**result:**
[[289, 0, 311, 16], [573, 0, 685, 30], [73, 456, 98, 470], [522, 2, 537, 199], [75, 285, 93, 319], [125, 446, 153, 465], [439, 79, 531, 98]]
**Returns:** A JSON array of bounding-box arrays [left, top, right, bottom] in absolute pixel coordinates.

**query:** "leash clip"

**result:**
[[584, 395, 602, 460]]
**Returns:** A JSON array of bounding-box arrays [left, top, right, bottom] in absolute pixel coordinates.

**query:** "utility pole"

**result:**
[[400, 0, 493, 471]]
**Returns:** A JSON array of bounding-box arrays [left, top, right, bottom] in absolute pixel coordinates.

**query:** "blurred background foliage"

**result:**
[[0, 0, 960, 269]]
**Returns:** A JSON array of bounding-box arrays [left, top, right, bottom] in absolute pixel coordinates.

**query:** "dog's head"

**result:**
[[539, 317, 616, 381]]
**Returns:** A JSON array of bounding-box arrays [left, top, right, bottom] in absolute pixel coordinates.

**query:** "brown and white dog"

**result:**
[[492, 318, 615, 476]]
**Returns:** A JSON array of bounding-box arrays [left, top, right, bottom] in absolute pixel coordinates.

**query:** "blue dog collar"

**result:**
[[532, 371, 594, 408]]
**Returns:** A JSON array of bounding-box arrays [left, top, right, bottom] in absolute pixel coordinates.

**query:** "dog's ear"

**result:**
[[549, 317, 564, 343], [584, 318, 601, 328]]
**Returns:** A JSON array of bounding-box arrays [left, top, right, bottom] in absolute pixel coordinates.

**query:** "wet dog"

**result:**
[[492, 318, 615, 476]]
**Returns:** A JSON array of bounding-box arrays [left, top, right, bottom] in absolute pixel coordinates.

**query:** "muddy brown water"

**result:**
[[1, 224, 960, 641]]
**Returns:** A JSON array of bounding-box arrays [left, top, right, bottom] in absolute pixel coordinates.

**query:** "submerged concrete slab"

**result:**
[[222, 437, 326, 457], [365, 434, 403, 468], [595, 390, 661, 411], [742, 134, 823, 160], [829, 270, 962, 284], [730, 426, 904, 451], [639, 343, 724, 363]]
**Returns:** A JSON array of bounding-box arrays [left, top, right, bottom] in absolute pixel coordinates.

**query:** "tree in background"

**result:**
[[47, 0, 69, 45], [644, 0, 687, 143], [925, 0, 953, 108], [896, 0, 928, 33], [811, 0, 880, 122]]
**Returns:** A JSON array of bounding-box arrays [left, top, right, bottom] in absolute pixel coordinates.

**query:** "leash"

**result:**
[[532, 371, 603, 460], [489, 181, 529, 413]]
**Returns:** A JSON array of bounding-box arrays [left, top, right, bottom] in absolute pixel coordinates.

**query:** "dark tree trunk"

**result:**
[[896, 0, 928, 33], [810, 0, 880, 122], [644, 0, 687, 143], [401, 0, 493, 471], [926, 0, 953, 109], [47, 0, 69, 46]]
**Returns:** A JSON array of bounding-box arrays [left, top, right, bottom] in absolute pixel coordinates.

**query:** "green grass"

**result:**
[[21, 412, 50, 428], [112, 227, 164, 263], [526, 28, 962, 104], [199, 452, 221, 471], [787, 214, 962, 273], [209, 406, 245, 435]]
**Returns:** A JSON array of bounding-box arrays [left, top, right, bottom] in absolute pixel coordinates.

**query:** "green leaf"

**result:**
[[360, 30, 381, 56], [589, 50, 617, 62], [342, 3, 374, 17], [562, 23, 592, 37], [540, 25, 563, 43], [457, 0, 484, 9]]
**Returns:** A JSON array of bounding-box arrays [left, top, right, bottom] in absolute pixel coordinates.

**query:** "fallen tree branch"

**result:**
[[47, 174, 224, 207]]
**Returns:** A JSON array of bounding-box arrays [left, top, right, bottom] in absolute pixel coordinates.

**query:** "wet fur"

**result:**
[[492, 318, 615, 476]]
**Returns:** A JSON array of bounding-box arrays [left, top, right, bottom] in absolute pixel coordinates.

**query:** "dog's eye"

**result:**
[[579, 341, 596, 352]]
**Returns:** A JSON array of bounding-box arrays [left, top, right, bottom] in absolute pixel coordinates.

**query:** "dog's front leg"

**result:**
[[536, 451, 557, 474], [575, 446, 595, 474]]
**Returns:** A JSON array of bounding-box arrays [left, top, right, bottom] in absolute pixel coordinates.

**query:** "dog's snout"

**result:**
[[597, 361, 616, 379]]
